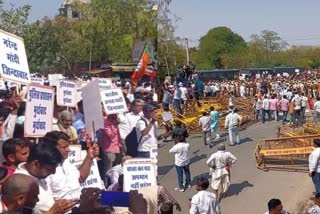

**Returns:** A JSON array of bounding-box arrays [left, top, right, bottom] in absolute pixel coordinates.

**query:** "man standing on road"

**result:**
[[199, 111, 211, 146], [309, 139, 320, 194], [210, 106, 220, 143], [206, 143, 237, 199], [225, 108, 241, 146]]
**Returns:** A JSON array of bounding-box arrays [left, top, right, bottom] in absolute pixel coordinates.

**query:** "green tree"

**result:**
[[196, 27, 247, 69], [0, 1, 31, 36], [249, 30, 288, 64]]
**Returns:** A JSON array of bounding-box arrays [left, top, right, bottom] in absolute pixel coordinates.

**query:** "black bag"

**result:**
[[125, 118, 147, 157]]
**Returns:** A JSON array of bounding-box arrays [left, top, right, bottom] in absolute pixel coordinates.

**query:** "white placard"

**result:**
[[67, 145, 82, 163], [149, 145, 157, 163], [277, 73, 280, 77], [57, 80, 77, 107], [73, 159, 104, 189], [24, 84, 54, 137], [31, 77, 44, 85], [92, 78, 114, 90], [256, 74, 261, 79], [123, 162, 157, 192], [100, 88, 128, 115], [81, 79, 104, 133], [48, 74, 64, 86], [0, 79, 6, 90], [0, 30, 31, 84]]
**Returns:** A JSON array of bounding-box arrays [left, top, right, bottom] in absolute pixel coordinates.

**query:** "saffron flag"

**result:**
[[131, 45, 150, 85], [308, 96, 315, 110]]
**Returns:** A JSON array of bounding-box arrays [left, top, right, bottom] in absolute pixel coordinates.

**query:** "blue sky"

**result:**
[[4, 0, 63, 20], [5, 0, 320, 47], [169, 0, 320, 47]]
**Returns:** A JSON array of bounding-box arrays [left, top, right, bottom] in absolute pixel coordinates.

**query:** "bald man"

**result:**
[[0, 174, 39, 213]]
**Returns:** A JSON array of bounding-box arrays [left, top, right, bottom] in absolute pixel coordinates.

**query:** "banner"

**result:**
[[57, 80, 77, 107], [149, 145, 158, 164], [81, 79, 104, 133], [24, 84, 54, 137], [100, 88, 128, 114], [123, 161, 156, 192], [0, 29, 31, 84]]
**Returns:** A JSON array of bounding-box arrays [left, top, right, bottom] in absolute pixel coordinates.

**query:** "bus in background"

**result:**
[[195, 69, 240, 81]]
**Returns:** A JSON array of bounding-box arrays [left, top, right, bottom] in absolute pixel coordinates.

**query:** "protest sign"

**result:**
[[81, 79, 104, 133], [57, 80, 77, 107], [48, 74, 64, 86], [0, 30, 31, 84], [100, 88, 128, 115], [123, 161, 157, 192], [31, 77, 44, 85], [0, 79, 6, 90], [149, 145, 158, 163], [91, 77, 114, 90], [67, 145, 82, 163], [24, 84, 54, 137], [73, 159, 104, 189]]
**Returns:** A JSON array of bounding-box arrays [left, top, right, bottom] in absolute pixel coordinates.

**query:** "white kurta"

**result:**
[[206, 151, 237, 192], [190, 190, 221, 214]]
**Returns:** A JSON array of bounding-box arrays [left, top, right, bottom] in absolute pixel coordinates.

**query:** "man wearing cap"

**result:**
[[173, 83, 183, 114], [309, 139, 320, 194], [206, 143, 237, 198], [136, 104, 157, 158]]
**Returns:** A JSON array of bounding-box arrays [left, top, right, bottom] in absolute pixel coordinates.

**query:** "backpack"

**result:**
[[125, 118, 147, 157]]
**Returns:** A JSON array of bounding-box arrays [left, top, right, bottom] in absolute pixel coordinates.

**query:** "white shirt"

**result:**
[[46, 160, 81, 200], [136, 117, 157, 152], [291, 95, 301, 110], [225, 112, 240, 129], [118, 113, 131, 141], [199, 116, 211, 131], [315, 101, 320, 113], [0, 113, 17, 141], [126, 111, 144, 131], [180, 86, 188, 101], [169, 142, 190, 167], [14, 163, 55, 212], [309, 148, 320, 173], [308, 204, 320, 213], [190, 190, 221, 214], [206, 151, 237, 179], [263, 99, 270, 110], [301, 96, 308, 107]]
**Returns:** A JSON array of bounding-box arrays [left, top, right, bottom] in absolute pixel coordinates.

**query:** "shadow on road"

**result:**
[[226, 180, 254, 197], [190, 172, 211, 185], [239, 137, 253, 145], [190, 151, 207, 165], [158, 164, 175, 176]]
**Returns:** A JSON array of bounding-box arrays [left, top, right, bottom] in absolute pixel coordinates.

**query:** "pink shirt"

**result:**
[[278, 99, 289, 111], [269, 99, 278, 111], [2, 162, 15, 176], [100, 117, 121, 153]]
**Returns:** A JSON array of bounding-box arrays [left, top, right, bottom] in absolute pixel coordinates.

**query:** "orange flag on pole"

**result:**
[[131, 45, 150, 85]]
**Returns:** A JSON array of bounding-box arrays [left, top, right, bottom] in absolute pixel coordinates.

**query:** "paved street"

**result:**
[[158, 121, 314, 214]]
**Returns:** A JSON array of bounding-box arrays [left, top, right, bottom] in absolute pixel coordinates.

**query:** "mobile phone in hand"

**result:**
[[101, 191, 129, 207]]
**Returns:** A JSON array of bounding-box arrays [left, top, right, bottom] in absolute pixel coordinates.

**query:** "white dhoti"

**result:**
[[210, 167, 230, 194]]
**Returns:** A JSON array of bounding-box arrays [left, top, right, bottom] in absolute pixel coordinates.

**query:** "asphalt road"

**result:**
[[158, 121, 314, 214]]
